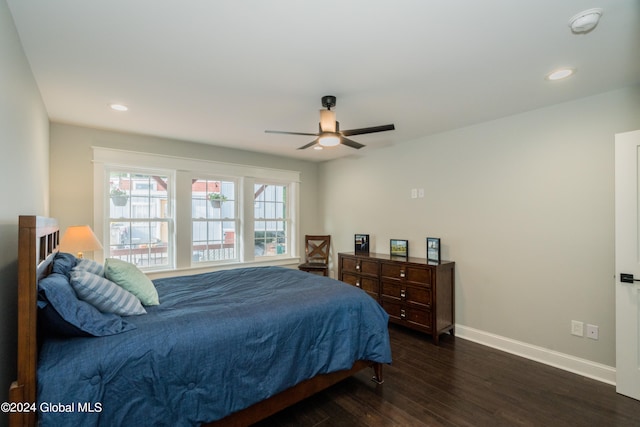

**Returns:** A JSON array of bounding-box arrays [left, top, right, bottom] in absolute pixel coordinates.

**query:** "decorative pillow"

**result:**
[[104, 258, 159, 306], [51, 252, 77, 276], [37, 273, 135, 337], [70, 270, 146, 316], [74, 258, 105, 276]]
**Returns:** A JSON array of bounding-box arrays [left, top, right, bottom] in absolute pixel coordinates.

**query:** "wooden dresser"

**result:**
[[338, 252, 455, 344]]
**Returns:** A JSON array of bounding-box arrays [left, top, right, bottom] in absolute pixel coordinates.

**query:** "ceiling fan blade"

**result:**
[[265, 130, 319, 136], [298, 138, 319, 150], [340, 137, 365, 150], [341, 124, 395, 137]]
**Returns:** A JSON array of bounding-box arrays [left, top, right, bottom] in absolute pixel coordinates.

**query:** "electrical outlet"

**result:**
[[586, 324, 599, 340], [571, 320, 584, 337]]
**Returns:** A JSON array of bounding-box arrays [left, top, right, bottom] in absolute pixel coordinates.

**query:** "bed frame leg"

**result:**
[[370, 363, 384, 384]]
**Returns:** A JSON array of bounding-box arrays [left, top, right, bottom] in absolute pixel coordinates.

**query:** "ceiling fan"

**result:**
[[265, 95, 395, 150]]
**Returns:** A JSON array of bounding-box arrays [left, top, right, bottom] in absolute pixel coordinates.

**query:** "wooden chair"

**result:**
[[298, 235, 331, 276]]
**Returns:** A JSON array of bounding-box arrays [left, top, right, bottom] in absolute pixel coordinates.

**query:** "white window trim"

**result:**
[[93, 147, 301, 274]]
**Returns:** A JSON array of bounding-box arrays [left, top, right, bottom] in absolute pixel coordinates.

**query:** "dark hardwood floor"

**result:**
[[255, 325, 640, 426]]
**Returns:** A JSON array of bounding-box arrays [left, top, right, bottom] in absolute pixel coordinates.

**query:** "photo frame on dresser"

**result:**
[[354, 234, 370, 254], [427, 237, 441, 263], [390, 239, 408, 257]]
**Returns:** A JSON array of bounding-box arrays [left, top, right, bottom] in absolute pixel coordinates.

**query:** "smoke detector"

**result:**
[[569, 8, 603, 33]]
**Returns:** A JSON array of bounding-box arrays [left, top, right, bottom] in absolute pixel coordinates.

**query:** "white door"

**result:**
[[615, 129, 640, 400]]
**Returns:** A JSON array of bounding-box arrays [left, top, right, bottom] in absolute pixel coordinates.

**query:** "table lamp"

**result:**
[[59, 225, 103, 258]]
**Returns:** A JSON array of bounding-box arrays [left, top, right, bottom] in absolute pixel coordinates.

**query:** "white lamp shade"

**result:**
[[59, 225, 103, 258]]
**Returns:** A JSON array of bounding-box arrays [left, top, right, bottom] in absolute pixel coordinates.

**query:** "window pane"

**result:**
[[109, 221, 169, 267], [108, 171, 171, 269], [254, 183, 288, 257], [191, 178, 237, 263]]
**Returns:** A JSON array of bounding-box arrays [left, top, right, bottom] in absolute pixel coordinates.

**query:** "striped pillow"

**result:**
[[74, 258, 105, 276], [70, 270, 146, 316]]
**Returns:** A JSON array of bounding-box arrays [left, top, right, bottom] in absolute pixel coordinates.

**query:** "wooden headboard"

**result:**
[[9, 216, 59, 427]]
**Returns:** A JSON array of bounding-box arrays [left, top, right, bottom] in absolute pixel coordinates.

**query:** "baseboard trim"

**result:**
[[455, 324, 616, 386]]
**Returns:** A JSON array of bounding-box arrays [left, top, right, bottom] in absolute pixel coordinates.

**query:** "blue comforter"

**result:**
[[37, 266, 391, 426]]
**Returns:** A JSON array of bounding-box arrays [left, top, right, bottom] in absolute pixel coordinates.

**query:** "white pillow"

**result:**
[[70, 270, 146, 316]]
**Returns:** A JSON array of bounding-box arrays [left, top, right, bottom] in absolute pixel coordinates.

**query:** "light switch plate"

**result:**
[[571, 320, 584, 337]]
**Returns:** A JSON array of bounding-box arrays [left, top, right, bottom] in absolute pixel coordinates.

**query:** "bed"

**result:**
[[8, 216, 391, 426]]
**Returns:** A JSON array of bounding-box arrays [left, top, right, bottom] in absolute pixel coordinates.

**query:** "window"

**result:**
[[254, 183, 288, 257], [107, 170, 172, 270], [191, 178, 237, 263], [94, 147, 300, 272]]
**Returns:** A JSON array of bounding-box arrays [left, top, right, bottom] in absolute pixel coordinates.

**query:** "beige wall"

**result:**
[[49, 123, 321, 260], [320, 85, 640, 367], [0, 0, 49, 423]]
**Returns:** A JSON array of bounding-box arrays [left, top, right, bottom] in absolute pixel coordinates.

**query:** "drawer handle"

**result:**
[[400, 289, 406, 299], [400, 270, 405, 278], [355, 281, 361, 288], [355, 263, 360, 271], [400, 309, 406, 319]]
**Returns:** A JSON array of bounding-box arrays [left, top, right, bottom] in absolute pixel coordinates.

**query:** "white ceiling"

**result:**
[[7, 1, 640, 161]]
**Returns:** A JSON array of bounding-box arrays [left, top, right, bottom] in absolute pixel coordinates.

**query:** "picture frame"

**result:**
[[354, 234, 370, 254], [390, 239, 408, 257], [427, 237, 441, 263]]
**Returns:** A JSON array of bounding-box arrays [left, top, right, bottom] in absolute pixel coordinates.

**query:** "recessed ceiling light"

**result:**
[[109, 103, 128, 111], [546, 68, 576, 81]]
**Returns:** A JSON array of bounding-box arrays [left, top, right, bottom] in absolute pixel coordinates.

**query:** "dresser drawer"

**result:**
[[381, 298, 432, 331], [341, 272, 379, 298], [380, 262, 432, 285], [341, 256, 379, 276], [380, 281, 432, 308]]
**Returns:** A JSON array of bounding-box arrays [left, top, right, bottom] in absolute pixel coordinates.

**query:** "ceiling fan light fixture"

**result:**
[[318, 134, 340, 147], [319, 109, 336, 132], [265, 95, 395, 151]]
